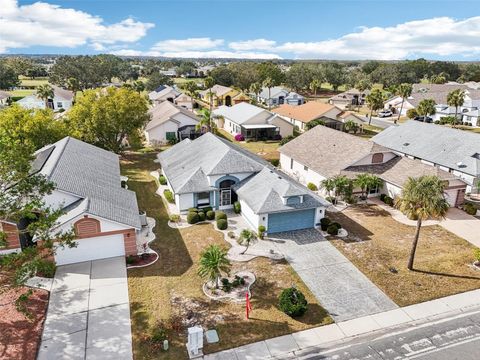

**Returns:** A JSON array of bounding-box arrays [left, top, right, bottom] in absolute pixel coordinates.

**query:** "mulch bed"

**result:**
[[126, 253, 158, 268], [0, 287, 49, 360]]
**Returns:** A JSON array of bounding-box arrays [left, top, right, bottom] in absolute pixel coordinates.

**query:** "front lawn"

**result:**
[[328, 204, 480, 307], [121, 152, 332, 360], [217, 129, 281, 162]]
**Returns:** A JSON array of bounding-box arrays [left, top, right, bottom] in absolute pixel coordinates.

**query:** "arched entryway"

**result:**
[[218, 178, 238, 208], [225, 95, 232, 106]]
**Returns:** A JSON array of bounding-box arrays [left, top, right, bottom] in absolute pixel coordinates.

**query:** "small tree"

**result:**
[[250, 82, 262, 102], [309, 79, 321, 96], [198, 245, 231, 288], [447, 89, 465, 127], [344, 120, 359, 134], [239, 229, 255, 255], [36, 84, 54, 109], [417, 98, 436, 120], [395, 83, 413, 124], [183, 80, 198, 111], [262, 77, 274, 110], [406, 108, 418, 119], [366, 89, 385, 125]]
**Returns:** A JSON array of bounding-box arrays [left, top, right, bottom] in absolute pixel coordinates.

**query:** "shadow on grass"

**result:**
[[327, 208, 375, 242], [412, 268, 480, 281]]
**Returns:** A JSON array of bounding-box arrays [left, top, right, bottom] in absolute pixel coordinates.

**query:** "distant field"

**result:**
[[10, 89, 35, 98], [19, 77, 49, 87]]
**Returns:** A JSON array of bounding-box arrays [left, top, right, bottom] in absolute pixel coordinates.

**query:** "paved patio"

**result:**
[[37, 257, 132, 360], [267, 229, 397, 322]]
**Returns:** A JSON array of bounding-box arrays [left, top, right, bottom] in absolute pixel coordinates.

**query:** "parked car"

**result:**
[[378, 110, 393, 118], [414, 116, 433, 123]]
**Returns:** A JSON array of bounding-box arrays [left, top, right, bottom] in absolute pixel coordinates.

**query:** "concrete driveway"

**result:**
[[37, 257, 132, 360], [268, 229, 397, 322], [440, 208, 480, 247]]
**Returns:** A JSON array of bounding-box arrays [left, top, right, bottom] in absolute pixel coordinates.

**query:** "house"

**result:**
[[213, 102, 294, 140], [148, 85, 181, 104], [256, 86, 305, 107], [0, 137, 143, 265], [279, 125, 467, 207], [199, 85, 245, 107], [372, 121, 480, 193], [329, 88, 370, 109], [338, 111, 366, 126], [158, 133, 328, 233], [174, 93, 195, 110], [17, 86, 74, 111], [160, 68, 177, 77], [144, 101, 200, 145], [272, 102, 343, 131], [462, 109, 480, 127], [0, 90, 11, 106]]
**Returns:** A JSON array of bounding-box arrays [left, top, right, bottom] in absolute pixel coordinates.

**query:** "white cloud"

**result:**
[[0, 0, 154, 53], [229, 39, 276, 51], [111, 48, 281, 59], [151, 38, 224, 52]]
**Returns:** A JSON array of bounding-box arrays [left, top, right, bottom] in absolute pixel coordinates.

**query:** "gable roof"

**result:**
[[0, 90, 11, 100], [272, 102, 340, 123], [279, 125, 390, 178], [372, 121, 480, 177], [36, 137, 141, 229], [149, 85, 180, 101], [200, 84, 235, 97], [259, 86, 289, 99], [146, 101, 199, 131], [330, 88, 370, 102], [51, 85, 74, 101], [213, 102, 269, 125]]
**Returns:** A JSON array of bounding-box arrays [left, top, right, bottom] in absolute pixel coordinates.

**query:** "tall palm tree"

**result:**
[[366, 89, 385, 125], [417, 98, 436, 120], [204, 76, 215, 113], [195, 108, 218, 133], [198, 245, 231, 288], [395, 83, 413, 124], [354, 173, 372, 199], [250, 82, 262, 103], [395, 176, 449, 270], [320, 177, 336, 202], [262, 77, 274, 110], [184, 80, 198, 111], [447, 89, 465, 127], [36, 84, 54, 109], [309, 79, 321, 97]]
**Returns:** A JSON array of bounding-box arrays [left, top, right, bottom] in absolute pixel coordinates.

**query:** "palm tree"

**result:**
[[239, 229, 255, 255], [184, 80, 198, 111], [344, 120, 359, 134], [309, 79, 321, 97], [395, 83, 413, 124], [132, 80, 145, 93], [354, 173, 371, 199], [417, 98, 436, 120], [198, 245, 231, 288], [262, 77, 274, 110], [395, 176, 449, 270], [366, 89, 385, 125], [320, 178, 336, 201], [195, 108, 218, 133], [250, 82, 262, 102], [447, 89, 465, 127], [204, 76, 215, 113], [36, 84, 54, 109]]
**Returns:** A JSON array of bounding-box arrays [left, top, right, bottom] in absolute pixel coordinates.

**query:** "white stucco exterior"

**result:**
[[145, 112, 198, 144]]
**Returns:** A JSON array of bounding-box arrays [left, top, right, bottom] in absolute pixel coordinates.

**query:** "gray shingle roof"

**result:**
[[37, 137, 141, 229], [146, 101, 199, 131], [213, 103, 270, 125], [372, 121, 480, 177]]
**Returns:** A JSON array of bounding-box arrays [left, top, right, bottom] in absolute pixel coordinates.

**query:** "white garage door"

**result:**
[[55, 234, 125, 265]]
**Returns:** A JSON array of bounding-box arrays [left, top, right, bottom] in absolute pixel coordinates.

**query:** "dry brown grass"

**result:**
[[122, 151, 331, 360], [217, 129, 281, 162], [329, 204, 480, 307]]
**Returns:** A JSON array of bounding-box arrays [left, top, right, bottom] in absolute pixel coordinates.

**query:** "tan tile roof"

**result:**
[[272, 102, 339, 123]]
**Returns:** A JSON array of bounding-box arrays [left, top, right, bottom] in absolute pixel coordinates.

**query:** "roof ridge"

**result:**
[[47, 137, 71, 181]]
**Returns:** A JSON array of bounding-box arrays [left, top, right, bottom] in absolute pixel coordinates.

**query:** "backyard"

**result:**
[[328, 204, 480, 307], [217, 129, 281, 162], [121, 151, 332, 360]]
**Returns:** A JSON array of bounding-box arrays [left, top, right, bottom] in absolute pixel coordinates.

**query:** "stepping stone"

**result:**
[[205, 329, 219, 343]]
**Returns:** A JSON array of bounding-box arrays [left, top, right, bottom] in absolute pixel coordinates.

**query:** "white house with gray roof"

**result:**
[[158, 133, 328, 234], [256, 86, 304, 107], [0, 137, 143, 265], [17, 85, 74, 111]]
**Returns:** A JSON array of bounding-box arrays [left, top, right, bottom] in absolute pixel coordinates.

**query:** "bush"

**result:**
[[228, 231, 236, 239], [233, 201, 241, 214], [331, 222, 341, 230], [269, 159, 280, 167], [35, 260, 56, 278], [258, 225, 266, 239], [188, 207, 198, 213], [198, 211, 206, 221], [464, 203, 478, 216], [216, 218, 228, 230], [159, 175, 167, 185], [406, 108, 418, 119], [383, 196, 394, 206], [325, 196, 337, 204], [474, 248, 480, 262], [279, 135, 296, 145], [327, 224, 339, 235], [150, 323, 167, 343], [216, 211, 227, 221], [232, 275, 245, 287], [307, 182, 318, 191], [126, 255, 136, 265], [278, 287, 308, 317], [379, 193, 387, 202], [234, 133, 245, 141], [202, 206, 213, 213], [169, 214, 180, 223], [163, 189, 174, 203], [206, 210, 216, 220], [221, 277, 232, 292], [187, 212, 200, 224], [320, 217, 331, 231]]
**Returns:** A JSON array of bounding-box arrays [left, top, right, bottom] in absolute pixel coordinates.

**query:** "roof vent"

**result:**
[[278, 176, 282, 179], [457, 162, 466, 168], [473, 153, 480, 160], [403, 142, 410, 146]]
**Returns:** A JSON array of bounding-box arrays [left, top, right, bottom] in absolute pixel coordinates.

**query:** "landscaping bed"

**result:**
[[328, 204, 480, 307], [126, 253, 158, 268], [121, 151, 332, 360]]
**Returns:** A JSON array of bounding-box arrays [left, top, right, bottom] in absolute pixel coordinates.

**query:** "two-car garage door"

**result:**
[[54, 234, 125, 265], [267, 209, 316, 234]]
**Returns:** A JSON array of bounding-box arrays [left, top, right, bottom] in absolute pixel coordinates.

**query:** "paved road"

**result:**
[[283, 308, 480, 360], [268, 229, 397, 321], [356, 114, 397, 129]]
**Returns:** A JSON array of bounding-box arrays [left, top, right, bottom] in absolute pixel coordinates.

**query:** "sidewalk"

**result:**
[[204, 288, 480, 360]]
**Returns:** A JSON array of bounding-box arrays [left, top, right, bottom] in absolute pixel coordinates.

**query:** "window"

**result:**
[[368, 186, 379, 195], [290, 158, 294, 169], [57, 102, 63, 108], [197, 192, 210, 206], [304, 165, 308, 171], [371, 153, 384, 164], [166, 132, 176, 140]]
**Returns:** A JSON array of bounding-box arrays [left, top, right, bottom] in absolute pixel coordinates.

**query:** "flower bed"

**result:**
[[203, 271, 255, 302], [126, 253, 158, 268]]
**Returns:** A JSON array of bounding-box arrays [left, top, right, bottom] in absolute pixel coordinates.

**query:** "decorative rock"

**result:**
[[337, 228, 348, 238]]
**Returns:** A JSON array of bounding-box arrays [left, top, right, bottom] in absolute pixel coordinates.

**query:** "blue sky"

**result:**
[[2, 0, 480, 60]]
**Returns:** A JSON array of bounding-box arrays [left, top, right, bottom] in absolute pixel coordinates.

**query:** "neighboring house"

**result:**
[[329, 88, 370, 109], [213, 102, 294, 140], [462, 109, 480, 127], [0, 137, 143, 265], [17, 85, 74, 111], [198, 85, 249, 107], [145, 101, 200, 145], [372, 121, 480, 193], [256, 86, 305, 107], [279, 125, 467, 207], [0, 90, 11, 106], [160, 68, 177, 77], [174, 93, 194, 110], [148, 85, 181, 104], [158, 133, 328, 233], [272, 102, 343, 131], [338, 111, 366, 125]]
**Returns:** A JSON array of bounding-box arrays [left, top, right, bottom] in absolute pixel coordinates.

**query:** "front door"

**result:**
[[221, 189, 231, 206]]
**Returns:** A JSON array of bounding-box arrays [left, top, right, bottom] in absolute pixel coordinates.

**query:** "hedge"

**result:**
[[206, 210, 216, 220], [217, 218, 228, 230], [163, 189, 175, 203], [187, 212, 200, 224], [464, 203, 478, 216], [216, 211, 227, 221], [278, 287, 308, 317], [159, 175, 167, 185], [198, 211, 206, 221]]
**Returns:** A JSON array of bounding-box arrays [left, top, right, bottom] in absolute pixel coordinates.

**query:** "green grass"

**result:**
[[217, 129, 281, 162], [10, 89, 35, 98], [19, 77, 49, 87]]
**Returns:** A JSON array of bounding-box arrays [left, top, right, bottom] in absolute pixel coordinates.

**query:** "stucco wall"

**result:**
[[145, 120, 179, 144], [280, 154, 326, 187], [270, 117, 294, 137]]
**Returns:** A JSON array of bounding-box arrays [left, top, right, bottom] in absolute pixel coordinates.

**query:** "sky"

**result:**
[[2, 0, 480, 60]]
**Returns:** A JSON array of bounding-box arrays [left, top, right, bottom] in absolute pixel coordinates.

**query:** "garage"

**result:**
[[54, 234, 125, 265], [267, 209, 316, 234]]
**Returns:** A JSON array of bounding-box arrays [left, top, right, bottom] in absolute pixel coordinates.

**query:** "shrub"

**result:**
[[331, 222, 341, 230], [406, 108, 418, 119], [474, 248, 480, 263], [188, 207, 198, 213], [216, 211, 227, 221], [159, 175, 167, 185], [383, 196, 394, 206], [206, 210, 216, 220], [379, 193, 387, 202], [280, 135, 296, 145], [163, 189, 174, 203], [234, 133, 245, 141], [327, 224, 339, 235], [169, 214, 180, 223], [464, 203, 478, 216], [150, 323, 167, 343], [258, 225, 266, 239], [232, 275, 245, 287], [307, 182, 318, 191], [198, 211, 206, 221], [325, 196, 337, 204], [216, 218, 228, 230], [221, 277, 232, 292], [35, 260, 56, 278], [278, 287, 308, 317], [233, 201, 241, 214], [320, 217, 331, 231], [187, 212, 200, 224], [227, 231, 236, 239], [269, 159, 280, 167], [126, 255, 136, 265], [202, 206, 213, 213]]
